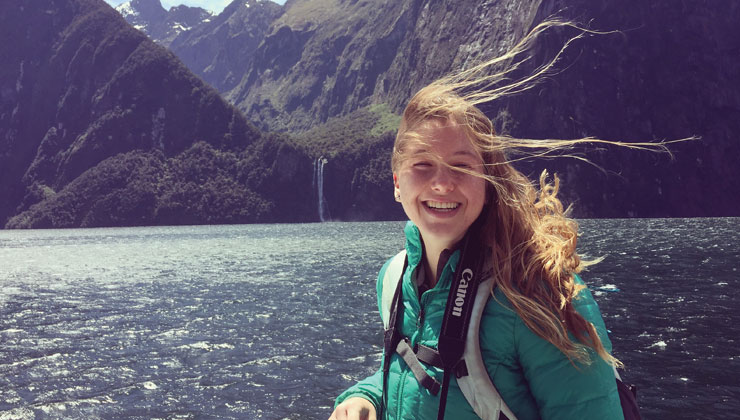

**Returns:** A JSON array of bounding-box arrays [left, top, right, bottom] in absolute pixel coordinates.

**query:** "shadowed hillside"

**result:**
[[0, 0, 314, 228], [495, 0, 740, 217]]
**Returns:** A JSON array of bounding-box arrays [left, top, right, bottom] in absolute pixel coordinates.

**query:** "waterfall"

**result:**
[[315, 157, 329, 222]]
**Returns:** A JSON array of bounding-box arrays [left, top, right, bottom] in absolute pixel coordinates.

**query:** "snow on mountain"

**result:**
[[114, 0, 212, 46], [115, 2, 137, 18]]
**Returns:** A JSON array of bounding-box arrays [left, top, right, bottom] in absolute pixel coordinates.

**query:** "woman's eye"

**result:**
[[453, 163, 473, 169], [413, 161, 432, 168]]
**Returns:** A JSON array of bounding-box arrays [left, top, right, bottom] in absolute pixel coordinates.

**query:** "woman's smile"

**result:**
[[422, 199, 462, 219], [424, 200, 460, 211]]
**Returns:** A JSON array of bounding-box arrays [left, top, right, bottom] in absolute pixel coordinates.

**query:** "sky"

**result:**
[[105, 0, 286, 15]]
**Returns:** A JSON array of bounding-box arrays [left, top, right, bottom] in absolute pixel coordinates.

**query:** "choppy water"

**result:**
[[0, 219, 738, 419]]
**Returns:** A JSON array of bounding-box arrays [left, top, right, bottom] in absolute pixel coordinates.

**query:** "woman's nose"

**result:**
[[431, 166, 455, 193]]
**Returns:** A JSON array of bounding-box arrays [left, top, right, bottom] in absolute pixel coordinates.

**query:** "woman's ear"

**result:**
[[393, 173, 401, 202]]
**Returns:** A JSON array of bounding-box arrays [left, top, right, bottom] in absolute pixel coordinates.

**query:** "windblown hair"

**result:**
[[390, 20, 672, 366]]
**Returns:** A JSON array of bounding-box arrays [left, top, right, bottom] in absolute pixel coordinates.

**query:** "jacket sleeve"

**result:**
[[333, 257, 395, 412], [333, 369, 384, 412], [515, 276, 624, 420]]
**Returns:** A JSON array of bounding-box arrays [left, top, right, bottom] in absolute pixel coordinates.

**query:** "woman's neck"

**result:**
[[422, 241, 452, 288]]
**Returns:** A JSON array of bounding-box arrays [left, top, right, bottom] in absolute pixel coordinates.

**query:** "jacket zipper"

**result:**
[[395, 369, 408, 420]]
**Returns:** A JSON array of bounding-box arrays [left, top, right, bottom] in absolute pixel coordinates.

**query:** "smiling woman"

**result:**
[[328, 19, 646, 420]]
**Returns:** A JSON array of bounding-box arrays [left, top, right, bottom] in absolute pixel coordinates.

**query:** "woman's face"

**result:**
[[393, 119, 487, 251]]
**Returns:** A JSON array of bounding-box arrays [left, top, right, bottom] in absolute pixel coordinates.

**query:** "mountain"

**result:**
[[2, 0, 737, 228], [115, 0, 213, 47], [168, 0, 284, 94], [0, 0, 316, 228], [212, 0, 738, 217]]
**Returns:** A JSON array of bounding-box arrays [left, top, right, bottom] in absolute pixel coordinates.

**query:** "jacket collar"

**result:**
[[403, 221, 424, 268]]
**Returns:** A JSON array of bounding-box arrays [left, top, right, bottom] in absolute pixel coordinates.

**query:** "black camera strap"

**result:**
[[435, 230, 484, 420]]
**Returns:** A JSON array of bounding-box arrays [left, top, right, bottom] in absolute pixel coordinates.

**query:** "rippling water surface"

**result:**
[[0, 219, 738, 419]]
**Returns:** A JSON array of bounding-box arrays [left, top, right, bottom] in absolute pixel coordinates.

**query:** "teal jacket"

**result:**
[[335, 221, 624, 420]]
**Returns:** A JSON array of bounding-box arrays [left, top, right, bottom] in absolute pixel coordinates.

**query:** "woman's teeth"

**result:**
[[425, 201, 459, 210]]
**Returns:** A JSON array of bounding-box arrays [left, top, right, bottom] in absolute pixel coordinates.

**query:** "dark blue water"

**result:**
[[576, 218, 740, 419], [0, 219, 738, 419]]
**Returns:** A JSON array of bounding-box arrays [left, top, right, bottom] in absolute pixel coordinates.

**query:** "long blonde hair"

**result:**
[[390, 20, 676, 366]]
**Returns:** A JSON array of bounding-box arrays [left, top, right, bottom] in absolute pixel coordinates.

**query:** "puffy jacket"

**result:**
[[335, 221, 624, 420]]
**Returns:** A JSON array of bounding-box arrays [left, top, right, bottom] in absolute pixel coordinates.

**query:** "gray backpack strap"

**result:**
[[458, 278, 519, 420], [395, 338, 442, 395], [381, 250, 407, 330]]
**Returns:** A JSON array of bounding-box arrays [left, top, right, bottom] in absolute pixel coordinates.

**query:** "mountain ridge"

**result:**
[[1, 0, 737, 228]]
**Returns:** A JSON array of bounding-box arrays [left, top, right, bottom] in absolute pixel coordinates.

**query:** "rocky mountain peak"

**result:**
[[115, 0, 212, 46], [115, 0, 166, 30], [167, 0, 284, 93], [131, 0, 167, 17]]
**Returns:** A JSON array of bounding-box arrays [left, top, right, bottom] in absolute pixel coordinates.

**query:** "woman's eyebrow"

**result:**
[[408, 149, 479, 159], [452, 150, 481, 160]]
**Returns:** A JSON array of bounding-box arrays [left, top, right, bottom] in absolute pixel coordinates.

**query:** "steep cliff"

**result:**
[[225, 0, 544, 131]]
